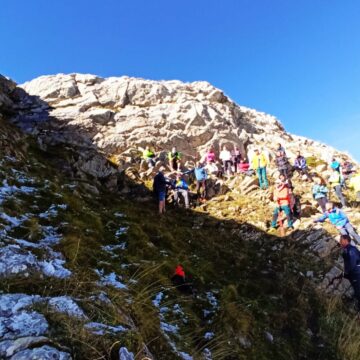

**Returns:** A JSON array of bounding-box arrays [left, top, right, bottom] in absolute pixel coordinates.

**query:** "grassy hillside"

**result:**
[[1, 116, 359, 360]]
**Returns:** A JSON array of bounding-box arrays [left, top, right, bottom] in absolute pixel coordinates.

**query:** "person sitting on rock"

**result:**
[[171, 264, 193, 294], [349, 170, 360, 202], [251, 149, 268, 189], [329, 167, 347, 208], [314, 202, 360, 245], [173, 174, 190, 209], [340, 234, 360, 311], [275, 150, 291, 179], [270, 175, 293, 230], [293, 151, 313, 181], [153, 167, 170, 215], [231, 146, 242, 173], [238, 158, 252, 175], [168, 147, 182, 171], [220, 146, 233, 176], [205, 147, 216, 164], [312, 177, 329, 213], [142, 145, 156, 168], [330, 157, 341, 173]]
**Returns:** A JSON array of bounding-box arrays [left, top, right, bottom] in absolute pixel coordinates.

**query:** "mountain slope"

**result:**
[[0, 73, 359, 359]]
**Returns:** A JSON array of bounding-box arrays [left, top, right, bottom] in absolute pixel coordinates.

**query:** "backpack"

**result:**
[[292, 195, 302, 219]]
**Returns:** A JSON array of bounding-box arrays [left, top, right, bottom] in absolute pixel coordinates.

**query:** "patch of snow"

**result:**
[[119, 347, 134, 360], [39, 259, 72, 279], [95, 269, 127, 289], [160, 321, 179, 334], [102, 242, 127, 253], [48, 296, 87, 319], [152, 292, 164, 308], [114, 212, 125, 218], [10, 345, 71, 360], [202, 348, 212, 360], [115, 227, 128, 237], [204, 332, 214, 340], [85, 322, 127, 335]]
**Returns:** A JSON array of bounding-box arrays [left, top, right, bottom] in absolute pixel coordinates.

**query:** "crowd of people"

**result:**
[[149, 143, 360, 310]]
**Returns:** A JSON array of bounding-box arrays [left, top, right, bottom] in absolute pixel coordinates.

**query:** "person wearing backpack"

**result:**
[[312, 177, 329, 213], [340, 234, 360, 311], [314, 202, 360, 245], [270, 175, 293, 230], [329, 167, 347, 207], [251, 149, 269, 189]]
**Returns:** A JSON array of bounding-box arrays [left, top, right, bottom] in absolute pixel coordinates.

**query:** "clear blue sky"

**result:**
[[1, 0, 360, 160]]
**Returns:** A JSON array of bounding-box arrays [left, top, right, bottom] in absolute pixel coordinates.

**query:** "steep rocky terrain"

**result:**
[[0, 73, 360, 360]]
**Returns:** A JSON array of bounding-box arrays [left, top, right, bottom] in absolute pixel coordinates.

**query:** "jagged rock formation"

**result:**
[[13, 73, 354, 165]]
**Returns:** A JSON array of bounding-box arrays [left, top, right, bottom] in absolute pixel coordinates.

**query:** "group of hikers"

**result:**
[[148, 143, 360, 310]]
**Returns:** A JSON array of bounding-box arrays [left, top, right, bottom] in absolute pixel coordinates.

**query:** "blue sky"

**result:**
[[1, 0, 359, 160]]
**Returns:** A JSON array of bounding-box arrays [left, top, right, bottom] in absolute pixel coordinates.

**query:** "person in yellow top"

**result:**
[[251, 149, 268, 189], [142, 145, 156, 168], [349, 171, 360, 201]]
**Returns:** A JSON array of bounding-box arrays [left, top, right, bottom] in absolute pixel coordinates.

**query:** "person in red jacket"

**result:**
[[171, 264, 193, 294]]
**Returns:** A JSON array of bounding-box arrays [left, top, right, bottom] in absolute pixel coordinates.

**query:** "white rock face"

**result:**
[[16, 73, 356, 169]]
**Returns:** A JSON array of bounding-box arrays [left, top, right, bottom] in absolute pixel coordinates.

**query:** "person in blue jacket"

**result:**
[[293, 151, 313, 181], [340, 234, 360, 310], [314, 202, 360, 245], [312, 177, 328, 213], [184, 162, 208, 201], [173, 174, 190, 209]]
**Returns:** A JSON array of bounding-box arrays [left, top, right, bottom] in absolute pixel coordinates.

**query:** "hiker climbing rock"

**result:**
[[293, 151, 313, 181], [329, 167, 347, 208], [168, 146, 181, 171], [312, 177, 329, 213], [314, 202, 360, 245], [340, 234, 360, 311], [270, 175, 293, 230], [173, 174, 190, 209], [251, 149, 268, 189]]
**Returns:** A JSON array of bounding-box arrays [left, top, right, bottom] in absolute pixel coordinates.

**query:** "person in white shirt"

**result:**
[[220, 146, 233, 175]]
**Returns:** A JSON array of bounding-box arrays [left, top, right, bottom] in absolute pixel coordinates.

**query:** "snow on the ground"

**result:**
[[48, 296, 87, 319], [85, 322, 127, 335], [95, 269, 127, 289], [115, 227, 128, 237], [118, 347, 134, 360]]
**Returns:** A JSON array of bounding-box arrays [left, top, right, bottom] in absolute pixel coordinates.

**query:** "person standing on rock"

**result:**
[[340, 234, 360, 311], [349, 170, 360, 202], [251, 149, 269, 189], [270, 176, 293, 230], [173, 174, 190, 209], [231, 145, 241, 173], [153, 167, 170, 215], [276, 143, 286, 155], [329, 167, 347, 208], [183, 162, 208, 202], [293, 151, 313, 181], [168, 147, 182, 171], [220, 146, 233, 176], [275, 150, 291, 179], [142, 145, 156, 168], [312, 177, 329, 213], [205, 147, 216, 164], [314, 202, 360, 245]]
